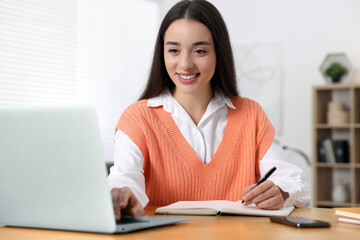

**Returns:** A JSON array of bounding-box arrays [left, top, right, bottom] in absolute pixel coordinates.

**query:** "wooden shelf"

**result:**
[[313, 83, 360, 207], [314, 83, 355, 90], [315, 162, 351, 168], [315, 124, 351, 129], [315, 201, 354, 208]]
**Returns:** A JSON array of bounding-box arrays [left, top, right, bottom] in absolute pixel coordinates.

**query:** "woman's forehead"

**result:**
[[164, 19, 214, 45]]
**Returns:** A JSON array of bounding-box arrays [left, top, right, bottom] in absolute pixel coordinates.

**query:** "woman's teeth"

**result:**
[[179, 74, 197, 79]]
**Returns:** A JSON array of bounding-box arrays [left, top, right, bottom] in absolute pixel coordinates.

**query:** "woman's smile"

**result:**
[[177, 73, 200, 84]]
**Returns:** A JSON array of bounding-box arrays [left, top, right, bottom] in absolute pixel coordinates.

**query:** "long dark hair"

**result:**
[[138, 0, 238, 100]]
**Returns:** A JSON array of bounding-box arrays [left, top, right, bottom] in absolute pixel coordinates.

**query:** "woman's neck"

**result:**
[[172, 87, 213, 126]]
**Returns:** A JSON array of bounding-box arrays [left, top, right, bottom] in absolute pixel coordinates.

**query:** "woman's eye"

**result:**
[[194, 49, 207, 54], [168, 49, 179, 54]]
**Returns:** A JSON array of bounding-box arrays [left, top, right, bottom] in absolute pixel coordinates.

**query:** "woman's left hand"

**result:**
[[241, 180, 289, 210]]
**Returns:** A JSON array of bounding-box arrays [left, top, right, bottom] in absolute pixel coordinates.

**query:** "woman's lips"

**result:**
[[177, 73, 200, 84]]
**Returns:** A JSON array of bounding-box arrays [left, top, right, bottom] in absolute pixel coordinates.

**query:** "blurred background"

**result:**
[[1, 0, 360, 198]]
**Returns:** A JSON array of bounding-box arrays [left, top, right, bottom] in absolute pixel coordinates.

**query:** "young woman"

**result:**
[[108, 0, 310, 221]]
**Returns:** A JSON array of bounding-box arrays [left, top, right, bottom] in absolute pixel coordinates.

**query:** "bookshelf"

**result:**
[[313, 83, 360, 207]]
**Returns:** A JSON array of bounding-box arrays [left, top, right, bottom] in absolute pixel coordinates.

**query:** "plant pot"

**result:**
[[331, 76, 342, 83]]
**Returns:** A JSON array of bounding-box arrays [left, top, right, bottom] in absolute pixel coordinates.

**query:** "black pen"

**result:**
[[241, 166, 277, 203]]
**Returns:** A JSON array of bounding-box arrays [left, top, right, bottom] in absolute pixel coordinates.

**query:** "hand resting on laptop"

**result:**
[[111, 187, 144, 221]]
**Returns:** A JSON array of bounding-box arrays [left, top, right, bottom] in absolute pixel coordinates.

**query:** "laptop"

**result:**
[[0, 106, 189, 233]]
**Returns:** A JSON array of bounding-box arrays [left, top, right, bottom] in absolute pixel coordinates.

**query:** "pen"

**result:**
[[241, 166, 277, 203]]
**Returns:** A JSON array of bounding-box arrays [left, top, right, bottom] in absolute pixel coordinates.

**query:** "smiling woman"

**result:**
[[108, 0, 310, 222]]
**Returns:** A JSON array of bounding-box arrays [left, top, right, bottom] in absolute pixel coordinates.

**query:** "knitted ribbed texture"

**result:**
[[116, 97, 275, 206]]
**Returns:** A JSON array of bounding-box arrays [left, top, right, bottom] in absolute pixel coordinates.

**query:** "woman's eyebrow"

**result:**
[[165, 41, 179, 46], [192, 41, 211, 46], [165, 41, 211, 46]]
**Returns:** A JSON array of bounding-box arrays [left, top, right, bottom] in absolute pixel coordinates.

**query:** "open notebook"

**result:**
[[155, 200, 295, 217]]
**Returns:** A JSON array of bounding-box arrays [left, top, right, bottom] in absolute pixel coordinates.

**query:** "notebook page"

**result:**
[[221, 201, 295, 216], [226, 200, 256, 209]]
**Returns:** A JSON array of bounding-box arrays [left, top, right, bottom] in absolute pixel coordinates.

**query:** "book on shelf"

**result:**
[[317, 139, 328, 163], [317, 139, 349, 163], [155, 200, 295, 217], [323, 138, 336, 163], [333, 140, 349, 163]]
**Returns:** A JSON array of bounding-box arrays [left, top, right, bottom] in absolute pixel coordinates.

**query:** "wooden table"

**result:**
[[0, 207, 359, 240]]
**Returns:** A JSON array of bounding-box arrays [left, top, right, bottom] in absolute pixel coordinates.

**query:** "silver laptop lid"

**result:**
[[0, 106, 116, 233]]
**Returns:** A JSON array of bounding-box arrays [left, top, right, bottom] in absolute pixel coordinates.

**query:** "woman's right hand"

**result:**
[[111, 187, 144, 221]]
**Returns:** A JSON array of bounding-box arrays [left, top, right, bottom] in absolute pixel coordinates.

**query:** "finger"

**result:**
[[256, 194, 284, 210], [119, 187, 132, 209], [242, 184, 256, 195], [245, 187, 275, 205], [118, 187, 145, 218], [111, 188, 121, 221], [127, 191, 144, 216], [243, 181, 273, 203], [130, 202, 145, 216], [252, 185, 284, 209]]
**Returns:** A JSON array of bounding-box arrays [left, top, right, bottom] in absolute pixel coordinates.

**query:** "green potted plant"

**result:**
[[325, 62, 348, 83]]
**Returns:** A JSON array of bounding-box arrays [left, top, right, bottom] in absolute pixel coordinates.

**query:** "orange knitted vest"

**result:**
[[116, 97, 275, 206]]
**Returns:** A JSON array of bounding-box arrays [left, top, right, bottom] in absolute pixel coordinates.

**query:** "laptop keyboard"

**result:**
[[117, 216, 150, 225]]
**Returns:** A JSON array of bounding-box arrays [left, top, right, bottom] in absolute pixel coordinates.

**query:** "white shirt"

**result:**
[[108, 90, 311, 208]]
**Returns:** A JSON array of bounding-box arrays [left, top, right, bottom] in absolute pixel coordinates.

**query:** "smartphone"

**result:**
[[270, 216, 331, 228]]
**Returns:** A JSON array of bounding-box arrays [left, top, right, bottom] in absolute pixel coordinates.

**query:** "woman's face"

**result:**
[[163, 19, 216, 98]]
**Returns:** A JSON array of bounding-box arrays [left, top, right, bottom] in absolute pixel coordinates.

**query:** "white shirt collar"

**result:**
[[147, 89, 235, 127], [147, 89, 236, 111]]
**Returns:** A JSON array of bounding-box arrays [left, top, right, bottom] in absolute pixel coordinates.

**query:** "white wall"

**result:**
[[159, 0, 360, 169]]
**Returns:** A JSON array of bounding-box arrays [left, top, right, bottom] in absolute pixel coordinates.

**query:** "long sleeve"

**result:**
[[108, 92, 311, 207], [109, 129, 311, 208], [259, 139, 311, 207], [107, 130, 149, 207]]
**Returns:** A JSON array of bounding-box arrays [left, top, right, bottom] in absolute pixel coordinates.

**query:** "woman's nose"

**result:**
[[179, 52, 194, 70]]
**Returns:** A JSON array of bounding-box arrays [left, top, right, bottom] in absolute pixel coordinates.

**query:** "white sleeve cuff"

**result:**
[[260, 139, 311, 208], [272, 178, 311, 208]]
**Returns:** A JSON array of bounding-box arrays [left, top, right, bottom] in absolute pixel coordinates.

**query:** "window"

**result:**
[[0, 0, 160, 161]]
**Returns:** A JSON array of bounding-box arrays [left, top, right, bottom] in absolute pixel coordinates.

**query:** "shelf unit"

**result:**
[[313, 83, 360, 208]]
